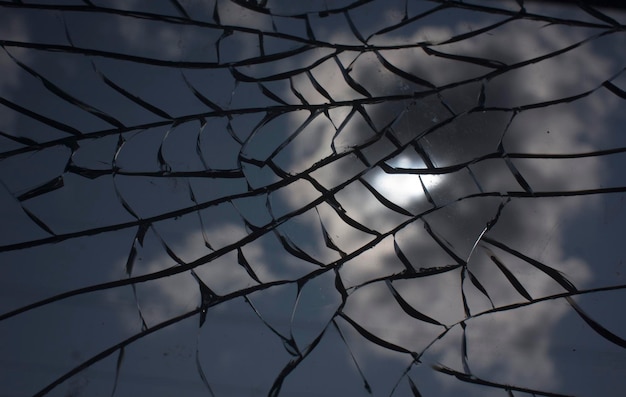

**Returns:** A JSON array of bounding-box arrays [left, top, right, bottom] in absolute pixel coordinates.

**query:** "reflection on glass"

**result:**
[[1, 1, 626, 397]]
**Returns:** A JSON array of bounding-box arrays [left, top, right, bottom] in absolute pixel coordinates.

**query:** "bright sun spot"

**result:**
[[372, 157, 442, 207]]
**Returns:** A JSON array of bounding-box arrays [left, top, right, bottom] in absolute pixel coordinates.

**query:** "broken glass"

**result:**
[[1, 1, 626, 396]]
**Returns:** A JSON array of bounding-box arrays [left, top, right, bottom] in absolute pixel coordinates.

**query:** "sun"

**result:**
[[371, 156, 441, 207]]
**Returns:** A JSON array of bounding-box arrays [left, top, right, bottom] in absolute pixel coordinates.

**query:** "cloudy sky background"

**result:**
[[1, 1, 626, 396]]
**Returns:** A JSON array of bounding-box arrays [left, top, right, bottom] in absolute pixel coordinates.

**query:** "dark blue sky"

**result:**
[[1, 1, 626, 396]]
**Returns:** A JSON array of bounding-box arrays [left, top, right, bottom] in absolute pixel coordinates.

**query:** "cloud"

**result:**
[[267, 6, 619, 395], [3, 2, 624, 396]]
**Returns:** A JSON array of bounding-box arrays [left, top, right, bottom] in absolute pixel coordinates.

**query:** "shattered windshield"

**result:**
[[1, 1, 626, 396]]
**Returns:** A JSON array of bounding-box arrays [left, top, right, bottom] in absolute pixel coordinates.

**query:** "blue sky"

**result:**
[[1, 1, 626, 396]]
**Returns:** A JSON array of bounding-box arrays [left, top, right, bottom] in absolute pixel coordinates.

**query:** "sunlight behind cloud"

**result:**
[[274, 4, 619, 395], [2, 2, 626, 397], [371, 157, 439, 207]]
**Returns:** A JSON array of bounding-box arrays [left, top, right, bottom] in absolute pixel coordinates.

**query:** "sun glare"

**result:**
[[372, 156, 441, 207]]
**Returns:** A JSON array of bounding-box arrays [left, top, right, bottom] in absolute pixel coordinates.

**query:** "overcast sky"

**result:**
[[1, 1, 626, 397]]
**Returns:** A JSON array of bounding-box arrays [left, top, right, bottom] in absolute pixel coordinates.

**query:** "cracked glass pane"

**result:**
[[1, 1, 626, 396]]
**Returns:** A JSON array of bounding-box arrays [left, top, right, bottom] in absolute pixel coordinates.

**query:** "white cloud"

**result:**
[[268, 8, 618, 395]]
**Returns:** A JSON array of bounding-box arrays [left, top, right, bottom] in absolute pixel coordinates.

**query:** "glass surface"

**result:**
[[1, 1, 626, 396]]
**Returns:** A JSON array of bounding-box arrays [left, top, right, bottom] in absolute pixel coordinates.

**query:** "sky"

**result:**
[[1, 1, 626, 396]]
